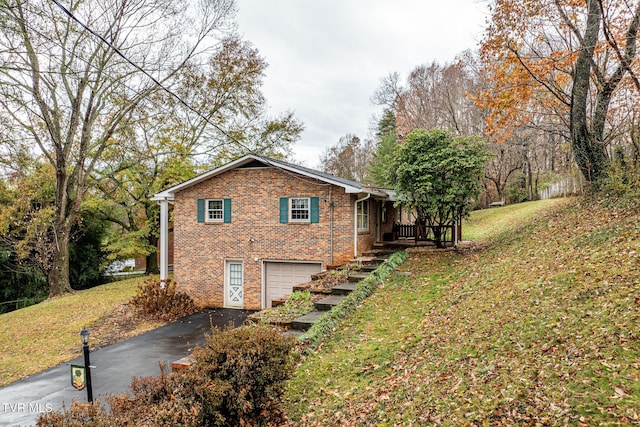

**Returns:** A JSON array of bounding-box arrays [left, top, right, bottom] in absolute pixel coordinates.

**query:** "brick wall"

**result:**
[[173, 166, 378, 310]]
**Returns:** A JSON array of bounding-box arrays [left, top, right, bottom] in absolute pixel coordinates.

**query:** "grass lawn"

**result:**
[[463, 198, 563, 242], [284, 197, 640, 425], [0, 276, 163, 387]]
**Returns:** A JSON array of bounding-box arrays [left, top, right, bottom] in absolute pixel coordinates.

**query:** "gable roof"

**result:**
[[152, 154, 394, 201]]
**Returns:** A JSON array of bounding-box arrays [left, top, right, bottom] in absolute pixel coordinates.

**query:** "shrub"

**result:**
[[128, 278, 196, 322], [598, 151, 640, 208], [37, 325, 296, 427], [189, 325, 297, 425], [36, 401, 111, 427]]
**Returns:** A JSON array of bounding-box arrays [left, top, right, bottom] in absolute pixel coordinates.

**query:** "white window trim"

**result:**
[[205, 198, 224, 223], [357, 199, 369, 231], [289, 197, 310, 223]]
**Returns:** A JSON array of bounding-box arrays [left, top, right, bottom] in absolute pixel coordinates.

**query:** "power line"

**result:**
[[20, 17, 254, 164], [43, 0, 331, 186], [49, 0, 253, 154]]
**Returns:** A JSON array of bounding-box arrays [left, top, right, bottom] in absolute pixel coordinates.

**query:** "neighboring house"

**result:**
[[152, 154, 397, 310]]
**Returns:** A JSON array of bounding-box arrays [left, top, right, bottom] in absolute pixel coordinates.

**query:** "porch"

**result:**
[[381, 222, 462, 247]]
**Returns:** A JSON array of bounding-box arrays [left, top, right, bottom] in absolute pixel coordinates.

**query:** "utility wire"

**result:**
[[5, 19, 216, 168], [49, 0, 253, 154], [46, 0, 332, 187]]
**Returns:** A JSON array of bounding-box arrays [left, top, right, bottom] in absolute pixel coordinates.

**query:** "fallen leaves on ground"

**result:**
[[284, 197, 640, 426]]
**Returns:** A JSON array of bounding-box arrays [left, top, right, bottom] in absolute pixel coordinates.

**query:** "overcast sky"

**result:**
[[235, 1, 490, 169]]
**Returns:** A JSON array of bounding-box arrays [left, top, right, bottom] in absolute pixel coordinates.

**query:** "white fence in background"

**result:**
[[538, 176, 583, 200]]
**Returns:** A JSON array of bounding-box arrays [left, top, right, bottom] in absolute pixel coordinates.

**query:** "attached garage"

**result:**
[[263, 261, 322, 308]]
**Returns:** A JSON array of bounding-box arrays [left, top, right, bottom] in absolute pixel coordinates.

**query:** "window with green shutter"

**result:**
[[197, 199, 205, 223], [223, 198, 231, 223], [310, 196, 319, 223], [198, 198, 232, 223], [280, 197, 320, 223], [279, 197, 289, 223]]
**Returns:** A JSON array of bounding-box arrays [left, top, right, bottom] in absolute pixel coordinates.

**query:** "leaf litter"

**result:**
[[284, 197, 640, 426]]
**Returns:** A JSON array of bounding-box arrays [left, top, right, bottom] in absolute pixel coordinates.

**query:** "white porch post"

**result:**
[[159, 199, 169, 282]]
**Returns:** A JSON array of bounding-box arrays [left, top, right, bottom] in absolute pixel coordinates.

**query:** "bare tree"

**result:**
[[320, 134, 375, 183], [395, 56, 485, 140], [0, 0, 236, 296]]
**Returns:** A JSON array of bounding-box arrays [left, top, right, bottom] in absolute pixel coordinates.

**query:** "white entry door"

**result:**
[[225, 260, 244, 308]]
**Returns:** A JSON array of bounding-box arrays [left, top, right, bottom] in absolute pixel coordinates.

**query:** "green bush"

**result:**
[[505, 171, 529, 203], [128, 278, 196, 322], [599, 151, 640, 206], [37, 325, 296, 427]]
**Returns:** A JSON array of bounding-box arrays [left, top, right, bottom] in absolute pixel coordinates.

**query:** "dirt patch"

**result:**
[[86, 304, 164, 351]]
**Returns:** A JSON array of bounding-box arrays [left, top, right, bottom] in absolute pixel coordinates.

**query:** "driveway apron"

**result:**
[[0, 308, 252, 427]]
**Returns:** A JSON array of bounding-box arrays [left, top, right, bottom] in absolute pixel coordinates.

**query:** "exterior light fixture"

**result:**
[[79, 327, 94, 403]]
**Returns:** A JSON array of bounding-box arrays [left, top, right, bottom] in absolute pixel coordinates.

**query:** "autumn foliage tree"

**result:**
[[395, 56, 485, 140], [369, 56, 489, 189], [373, 55, 485, 141], [480, 0, 640, 186]]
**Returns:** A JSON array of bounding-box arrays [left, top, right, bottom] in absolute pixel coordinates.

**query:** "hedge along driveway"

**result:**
[[300, 251, 409, 351]]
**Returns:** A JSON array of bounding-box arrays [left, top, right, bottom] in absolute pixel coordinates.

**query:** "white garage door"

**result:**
[[264, 262, 322, 308]]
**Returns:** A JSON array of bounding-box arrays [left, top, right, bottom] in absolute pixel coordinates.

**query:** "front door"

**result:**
[[225, 260, 244, 308]]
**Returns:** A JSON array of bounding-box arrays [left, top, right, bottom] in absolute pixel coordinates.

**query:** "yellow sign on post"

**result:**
[[70, 364, 86, 391]]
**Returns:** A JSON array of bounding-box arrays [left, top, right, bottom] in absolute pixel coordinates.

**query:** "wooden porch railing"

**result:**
[[394, 223, 415, 239], [393, 222, 455, 245]]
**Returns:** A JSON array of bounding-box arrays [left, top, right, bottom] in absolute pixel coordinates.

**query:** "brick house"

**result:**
[[152, 154, 397, 310]]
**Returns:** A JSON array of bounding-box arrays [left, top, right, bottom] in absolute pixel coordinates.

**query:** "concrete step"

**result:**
[[369, 248, 397, 255], [360, 264, 378, 272], [332, 282, 357, 295], [172, 355, 195, 373], [348, 273, 368, 283], [271, 296, 287, 307], [315, 295, 345, 311], [291, 311, 326, 331]]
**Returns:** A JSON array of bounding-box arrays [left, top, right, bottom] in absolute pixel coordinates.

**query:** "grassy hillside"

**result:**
[[0, 276, 162, 387], [284, 197, 640, 425]]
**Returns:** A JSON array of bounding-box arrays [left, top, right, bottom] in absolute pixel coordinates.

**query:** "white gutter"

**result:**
[[353, 193, 371, 258]]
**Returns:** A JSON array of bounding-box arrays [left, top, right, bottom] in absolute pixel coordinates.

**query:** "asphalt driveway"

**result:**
[[0, 308, 253, 427]]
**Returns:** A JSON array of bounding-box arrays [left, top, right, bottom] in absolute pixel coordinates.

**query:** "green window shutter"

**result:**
[[197, 198, 205, 223], [310, 196, 320, 223], [279, 197, 289, 223], [223, 198, 232, 223]]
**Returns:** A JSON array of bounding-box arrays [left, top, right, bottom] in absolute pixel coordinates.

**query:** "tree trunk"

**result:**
[[496, 183, 506, 204], [47, 225, 73, 296], [571, 0, 608, 184], [146, 235, 160, 275], [527, 160, 533, 200], [432, 225, 444, 249]]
